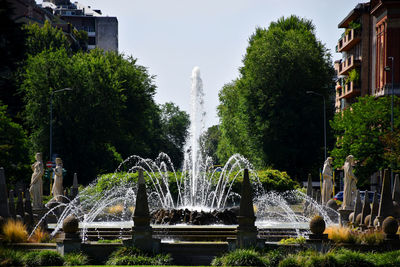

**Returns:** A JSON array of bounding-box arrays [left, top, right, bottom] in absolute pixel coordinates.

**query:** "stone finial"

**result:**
[[71, 173, 79, 198], [133, 169, 150, 224], [369, 191, 379, 227], [130, 169, 159, 252], [235, 169, 259, 248], [0, 168, 10, 218], [238, 169, 255, 222], [310, 215, 326, 235], [306, 173, 312, 197], [360, 190, 371, 226], [8, 190, 16, 218], [63, 214, 79, 234], [377, 169, 395, 226], [393, 174, 400, 202], [352, 190, 362, 225]]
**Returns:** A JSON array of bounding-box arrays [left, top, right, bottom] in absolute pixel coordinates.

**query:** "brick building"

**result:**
[[335, 0, 400, 112]]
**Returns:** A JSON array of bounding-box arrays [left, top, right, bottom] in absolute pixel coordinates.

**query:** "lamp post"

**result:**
[[307, 91, 327, 160], [49, 88, 73, 162], [388, 57, 394, 187]]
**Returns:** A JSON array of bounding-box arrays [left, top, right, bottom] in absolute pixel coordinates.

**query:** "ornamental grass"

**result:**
[[28, 226, 50, 243], [1, 219, 28, 243]]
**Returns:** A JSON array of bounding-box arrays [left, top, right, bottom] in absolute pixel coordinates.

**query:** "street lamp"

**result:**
[[388, 57, 395, 188], [306, 91, 327, 160], [49, 88, 73, 162]]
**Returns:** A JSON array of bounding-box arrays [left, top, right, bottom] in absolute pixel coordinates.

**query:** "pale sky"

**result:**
[[39, 0, 363, 128]]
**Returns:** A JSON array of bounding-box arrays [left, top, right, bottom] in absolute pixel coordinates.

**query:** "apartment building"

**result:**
[[41, 0, 118, 51], [335, 0, 400, 112]]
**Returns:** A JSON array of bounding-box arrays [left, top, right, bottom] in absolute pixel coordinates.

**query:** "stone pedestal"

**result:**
[[309, 233, 328, 240], [338, 209, 353, 226], [56, 233, 81, 256]]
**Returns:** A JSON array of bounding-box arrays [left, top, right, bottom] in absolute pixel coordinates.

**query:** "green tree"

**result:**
[[24, 20, 71, 56], [330, 95, 400, 186], [217, 15, 334, 179], [200, 125, 221, 165], [0, 103, 30, 186], [159, 102, 190, 168], [21, 49, 163, 184]]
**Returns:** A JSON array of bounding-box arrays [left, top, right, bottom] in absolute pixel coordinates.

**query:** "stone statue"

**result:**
[[321, 157, 333, 205], [52, 158, 64, 202], [29, 153, 44, 209], [342, 155, 357, 210]]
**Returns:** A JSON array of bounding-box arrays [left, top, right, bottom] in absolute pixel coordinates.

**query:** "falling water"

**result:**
[[183, 66, 207, 207]]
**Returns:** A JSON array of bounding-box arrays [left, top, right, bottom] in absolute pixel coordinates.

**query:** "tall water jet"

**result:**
[[183, 66, 207, 208]]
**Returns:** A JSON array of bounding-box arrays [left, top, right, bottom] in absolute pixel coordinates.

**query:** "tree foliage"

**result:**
[[24, 20, 71, 56], [217, 15, 334, 179], [21, 48, 168, 184], [200, 125, 221, 165], [0, 103, 30, 186], [330, 95, 400, 186], [159, 102, 190, 168]]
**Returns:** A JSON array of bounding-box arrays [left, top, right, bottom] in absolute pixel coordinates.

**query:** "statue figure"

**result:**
[[321, 157, 333, 205], [29, 153, 44, 209], [342, 155, 357, 210], [52, 158, 64, 202]]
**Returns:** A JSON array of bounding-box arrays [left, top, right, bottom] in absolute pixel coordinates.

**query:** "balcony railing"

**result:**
[[338, 55, 360, 76], [337, 28, 361, 52], [340, 81, 360, 99]]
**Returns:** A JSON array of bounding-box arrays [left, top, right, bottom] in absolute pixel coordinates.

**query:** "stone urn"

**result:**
[[309, 215, 328, 240], [63, 214, 79, 234], [382, 216, 399, 240]]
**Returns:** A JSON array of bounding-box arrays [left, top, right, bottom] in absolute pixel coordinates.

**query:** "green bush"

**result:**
[[212, 249, 267, 266], [106, 246, 172, 266], [94, 168, 298, 201], [334, 248, 372, 267], [63, 252, 89, 266], [37, 250, 64, 266], [22, 251, 41, 267], [278, 256, 302, 267], [0, 248, 25, 266]]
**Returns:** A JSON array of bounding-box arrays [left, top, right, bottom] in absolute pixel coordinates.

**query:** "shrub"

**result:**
[[279, 236, 306, 245], [262, 248, 289, 267], [334, 248, 372, 267], [22, 251, 41, 267], [2, 219, 28, 243], [368, 250, 400, 266], [212, 249, 266, 266], [37, 250, 64, 266], [324, 225, 357, 243], [278, 256, 302, 267], [0, 248, 25, 266], [97, 238, 122, 244], [28, 227, 51, 243], [64, 252, 89, 266], [106, 246, 172, 265], [357, 230, 384, 245]]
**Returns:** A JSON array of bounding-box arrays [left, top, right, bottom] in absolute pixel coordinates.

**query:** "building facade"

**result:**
[[335, 0, 400, 112], [41, 0, 118, 52]]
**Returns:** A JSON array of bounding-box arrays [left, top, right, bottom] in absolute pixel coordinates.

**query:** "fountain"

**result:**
[[32, 67, 338, 244]]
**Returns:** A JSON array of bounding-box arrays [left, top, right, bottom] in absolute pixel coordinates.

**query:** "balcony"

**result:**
[[337, 28, 361, 52], [340, 81, 360, 99], [338, 55, 360, 76]]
